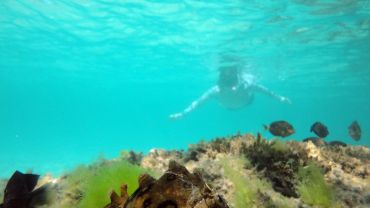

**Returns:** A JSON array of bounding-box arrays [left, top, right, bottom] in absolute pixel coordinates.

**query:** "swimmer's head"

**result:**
[[218, 66, 239, 89]]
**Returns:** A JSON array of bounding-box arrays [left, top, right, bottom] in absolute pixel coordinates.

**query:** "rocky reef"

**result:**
[[1, 133, 369, 208], [128, 133, 370, 208]]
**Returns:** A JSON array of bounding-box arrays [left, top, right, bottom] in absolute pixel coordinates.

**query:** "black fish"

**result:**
[[310, 122, 329, 138], [264, 121, 295, 138], [0, 171, 49, 208], [348, 121, 361, 141]]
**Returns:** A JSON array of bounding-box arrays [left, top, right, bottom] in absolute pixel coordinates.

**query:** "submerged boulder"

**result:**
[[105, 160, 229, 208], [245, 134, 308, 197]]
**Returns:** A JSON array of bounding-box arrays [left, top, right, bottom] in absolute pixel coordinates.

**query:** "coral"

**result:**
[[297, 163, 336, 207], [105, 160, 229, 208]]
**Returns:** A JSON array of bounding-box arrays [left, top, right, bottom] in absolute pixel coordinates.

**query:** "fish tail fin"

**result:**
[[24, 173, 40, 191], [263, 125, 269, 131]]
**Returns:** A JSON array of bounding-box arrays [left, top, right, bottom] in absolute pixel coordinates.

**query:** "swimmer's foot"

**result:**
[[169, 113, 183, 120], [280, 97, 292, 104]]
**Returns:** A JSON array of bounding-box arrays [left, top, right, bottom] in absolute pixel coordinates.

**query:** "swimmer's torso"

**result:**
[[214, 72, 255, 109], [215, 85, 254, 110]]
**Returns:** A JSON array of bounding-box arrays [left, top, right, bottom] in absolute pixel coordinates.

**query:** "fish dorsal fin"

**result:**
[[5, 171, 25, 191], [4, 171, 38, 198]]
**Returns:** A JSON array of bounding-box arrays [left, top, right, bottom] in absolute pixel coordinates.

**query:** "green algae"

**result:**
[[270, 139, 289, 153], [220, 157, 270, 207], [220, 156, 297, 208], [221, 158, 257, 208], [78, 160, 146, 208], [297, 163, 336, 208], [58, 158, 148, 208]]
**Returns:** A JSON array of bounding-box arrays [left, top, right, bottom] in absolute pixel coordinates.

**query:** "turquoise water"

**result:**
[[0, 0, 369, 177]]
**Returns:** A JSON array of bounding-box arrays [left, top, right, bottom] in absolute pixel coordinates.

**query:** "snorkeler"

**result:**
[[169, 64, 291, 119]]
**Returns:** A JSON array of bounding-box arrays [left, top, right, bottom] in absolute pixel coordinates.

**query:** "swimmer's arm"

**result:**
[[252, 84, 292, 104], [169, 86, 219, 119]]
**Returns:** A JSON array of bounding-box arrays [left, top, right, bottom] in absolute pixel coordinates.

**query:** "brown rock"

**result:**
[[105, 160, 229, 208]]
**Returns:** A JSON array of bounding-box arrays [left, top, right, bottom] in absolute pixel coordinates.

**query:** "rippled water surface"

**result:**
[[0, 0, 369, 177]]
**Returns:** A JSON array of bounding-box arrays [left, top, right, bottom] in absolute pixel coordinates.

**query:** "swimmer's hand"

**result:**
[[169, 113, 183, 120], [280, 96, 292, 104]]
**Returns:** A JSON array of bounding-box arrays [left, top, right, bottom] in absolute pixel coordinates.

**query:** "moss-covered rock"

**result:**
[[245, 134, 307, 197], [54, 159, 148, 208]]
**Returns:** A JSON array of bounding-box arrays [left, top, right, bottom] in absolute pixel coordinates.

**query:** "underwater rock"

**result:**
[[303, 137, 327, 147], [105, 160, 229, 208], [186, 159, 233, 198], [299, 140, 370, 207], [141, 149, 184, 175], [310, 122, 329, 138], [26, 132, 369, 208], [264, 121, 295, 138], [0, 171, 52, 208], [344, 145, 370, 161], [348, 121, 362, 141], [121, 151, 143, 165], [94, 134, 370, 208], [183, 142, 208, 162], [328, 140, 347, 147]]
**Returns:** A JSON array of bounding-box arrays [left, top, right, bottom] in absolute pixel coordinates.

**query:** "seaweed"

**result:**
[[57, 159, 148, 208], [183, 142, 207, 162], [270, 139, 290, 153], [297, 163, 336, 207], [78, 160, 147, 208], [245, 134, 306, 197], [220, 156, 298, 208], [220, 157, 264, 207]]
